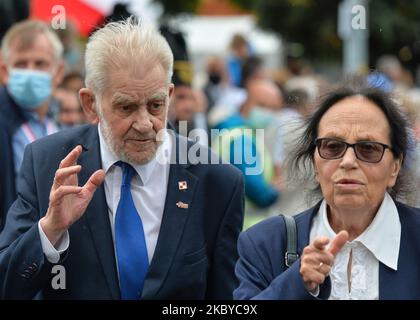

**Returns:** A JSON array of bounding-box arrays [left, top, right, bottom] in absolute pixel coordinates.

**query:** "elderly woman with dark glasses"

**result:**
[[234, 78, 420, 300]]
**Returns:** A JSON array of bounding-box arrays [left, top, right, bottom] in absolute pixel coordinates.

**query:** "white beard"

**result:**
[[99, 113, 163, 165]]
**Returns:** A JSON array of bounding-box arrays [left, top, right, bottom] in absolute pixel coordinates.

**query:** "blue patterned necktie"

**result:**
[[115, 161, 149, 300]]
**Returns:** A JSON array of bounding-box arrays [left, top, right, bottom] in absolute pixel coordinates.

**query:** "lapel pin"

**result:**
[[178, 181, 188, 190], [176, 201, 189, 209]]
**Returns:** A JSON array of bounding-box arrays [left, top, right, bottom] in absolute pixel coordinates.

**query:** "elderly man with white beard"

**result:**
[[0, 17, 244, 300]]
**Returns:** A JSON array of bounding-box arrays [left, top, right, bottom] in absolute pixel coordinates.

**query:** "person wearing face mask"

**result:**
[[204, 56, 247, 119], [0, 17, 244, 300], [0, 20, 64, 230], [234, 78, 420, 300], [204, 56, 230, 114], [212, 79, 281, 228]]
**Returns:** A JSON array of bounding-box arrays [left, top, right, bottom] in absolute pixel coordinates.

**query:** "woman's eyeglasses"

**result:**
[[315, 138, 392, 163]]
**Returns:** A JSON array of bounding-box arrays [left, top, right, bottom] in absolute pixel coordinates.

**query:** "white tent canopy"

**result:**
[[80, 2, 283, 86], [173, 15, 281, 55]]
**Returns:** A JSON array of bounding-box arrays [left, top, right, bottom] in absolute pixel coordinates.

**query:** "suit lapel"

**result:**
[[379, 263, 396, 299], [379, 206, 405, 300], [78, 126, 120, 299], [296, 202, 322, 255], [142, 151, 198, 299]]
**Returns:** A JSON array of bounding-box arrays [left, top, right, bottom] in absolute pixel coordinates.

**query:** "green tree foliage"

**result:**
[[370, 1, 420, 68], [153, 0, 200, 16], [230, 0, 340, 61], [230, 0, 420, 67]]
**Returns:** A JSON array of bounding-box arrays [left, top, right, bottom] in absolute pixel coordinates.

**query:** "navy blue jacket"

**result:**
[[0, 87, 60, 231], [0, 124, 244, 299], [0, 86, 27, 231], [234, 201, 420, 300]]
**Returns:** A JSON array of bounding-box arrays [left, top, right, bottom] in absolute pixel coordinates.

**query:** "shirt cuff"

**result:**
[[308, 285, 320, 297], [38, 222, 69, 263]]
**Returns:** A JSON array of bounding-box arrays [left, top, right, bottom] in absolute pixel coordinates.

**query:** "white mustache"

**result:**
[[124, 136, 156, 141], [124, 134, 156, 140], [124, 130, 156, 141]]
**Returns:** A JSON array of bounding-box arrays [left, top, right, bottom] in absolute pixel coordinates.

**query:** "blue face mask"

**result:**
[[7, 68, 52, 110], [247, 106, 275, 129]]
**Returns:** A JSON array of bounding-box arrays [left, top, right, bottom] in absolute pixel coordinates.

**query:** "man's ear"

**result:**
[[52, 61, 65, 88], [79, 88, 99, 124], [0, 57, 9, 85], [168, 83, 174, 99], [167, 83, 175, 121]]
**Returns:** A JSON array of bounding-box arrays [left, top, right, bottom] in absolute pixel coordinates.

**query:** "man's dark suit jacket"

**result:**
[[0, 86, 59, 231], [0, 86, 26, 231], [234, 201, 420, 300], [0, 124, 244, 299]]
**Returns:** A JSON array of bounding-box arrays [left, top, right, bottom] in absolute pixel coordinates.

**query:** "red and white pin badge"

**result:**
[[178, 181, 188, 190]]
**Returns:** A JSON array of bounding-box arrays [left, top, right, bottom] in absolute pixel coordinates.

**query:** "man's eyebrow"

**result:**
[[111, 93, 136, 105], [149, 92, 167, 100]]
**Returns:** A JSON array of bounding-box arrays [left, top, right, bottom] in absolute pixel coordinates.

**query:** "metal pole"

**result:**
[[339, 0, 369, 75]]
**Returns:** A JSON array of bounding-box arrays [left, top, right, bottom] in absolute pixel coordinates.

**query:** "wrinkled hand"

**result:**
[[40, 145, 105, 246], [299, 230, 349, 293]]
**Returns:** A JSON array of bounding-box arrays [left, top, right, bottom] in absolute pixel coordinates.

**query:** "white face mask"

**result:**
[[247, 106, 275, 129]]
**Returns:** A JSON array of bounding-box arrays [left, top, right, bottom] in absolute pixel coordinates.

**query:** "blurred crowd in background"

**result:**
[[1, 0, 420, 230]]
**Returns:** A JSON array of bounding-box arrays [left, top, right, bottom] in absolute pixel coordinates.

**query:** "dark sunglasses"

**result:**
[[315, 138, 392, 163]]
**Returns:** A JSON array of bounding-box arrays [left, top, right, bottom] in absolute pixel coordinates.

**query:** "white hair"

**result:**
[[85, 17, 174, 98], [1, 20, 63, 63]]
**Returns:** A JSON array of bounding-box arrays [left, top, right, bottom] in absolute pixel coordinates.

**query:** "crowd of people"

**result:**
[[0, 15, 420, 300]]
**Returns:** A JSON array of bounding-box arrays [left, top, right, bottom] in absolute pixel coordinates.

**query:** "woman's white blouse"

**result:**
[[309, 193, 401, 300]]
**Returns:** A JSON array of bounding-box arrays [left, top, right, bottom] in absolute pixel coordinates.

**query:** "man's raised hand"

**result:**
[[40, 145, 105, 246]]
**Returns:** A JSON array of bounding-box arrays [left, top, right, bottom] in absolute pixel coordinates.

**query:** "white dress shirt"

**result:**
[[309, 193, 401, 300], [39, 124, 172, 264]]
